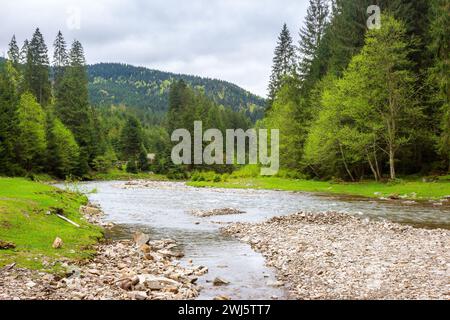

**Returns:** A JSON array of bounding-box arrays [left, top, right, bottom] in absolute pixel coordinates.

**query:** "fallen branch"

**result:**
[[56, 214, 80, 228]]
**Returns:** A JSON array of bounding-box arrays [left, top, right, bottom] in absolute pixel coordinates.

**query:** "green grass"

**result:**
[[188, 176, 450, 200], [0, 177, 103, 272], [89, 168, 168, 181]]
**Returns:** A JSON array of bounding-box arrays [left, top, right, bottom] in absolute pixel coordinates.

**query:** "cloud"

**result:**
[[0, 0, 308, 97]]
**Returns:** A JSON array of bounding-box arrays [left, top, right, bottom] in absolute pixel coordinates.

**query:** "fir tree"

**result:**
[[0, 61, 20, 175], [267, 23, 296, 103], [53, 31, 68, 84], [20, 39, 29, 64], [23, 28, 51, 106], [298, 0, 329, 80], [7, 35, 20, 66], [55, 40, 91, 145]]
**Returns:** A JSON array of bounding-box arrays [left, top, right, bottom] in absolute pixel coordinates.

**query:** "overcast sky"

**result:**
[[1, 0, 309, 97]]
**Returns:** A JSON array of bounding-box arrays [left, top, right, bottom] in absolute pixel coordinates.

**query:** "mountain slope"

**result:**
[[87, 63, 266, 121]]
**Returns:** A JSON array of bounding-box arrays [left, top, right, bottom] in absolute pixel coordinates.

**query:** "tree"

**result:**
[[23, 28, 51, 106], [7, 35, 20, 66], [120, 116, 145, 160], [298, 0, 329, 80], [0, 61, 20, 175], [267, 23, 296, 103], [307, 15, 421, 180], [55, 40, 94, 170], [53, 31, 68, 85], [428, 0, 450, 171], [15, 93, 47, 172], [326, 0, 380, 76], [20, 39, 29, 64], [265, 77, 306, 169], [46, 115, 80, 178]]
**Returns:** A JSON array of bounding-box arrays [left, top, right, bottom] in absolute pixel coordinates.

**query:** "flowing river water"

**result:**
[[60, 181, 450, 300]]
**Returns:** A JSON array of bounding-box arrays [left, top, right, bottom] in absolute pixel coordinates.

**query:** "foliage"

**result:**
[[87, 63, 266, 122]]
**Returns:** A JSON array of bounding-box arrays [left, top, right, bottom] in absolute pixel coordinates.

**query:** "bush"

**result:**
[[126, 159, 138, 173], [230, 165, 260, 178], [275, 169, 306, 180], [92, 156, 112, 173]]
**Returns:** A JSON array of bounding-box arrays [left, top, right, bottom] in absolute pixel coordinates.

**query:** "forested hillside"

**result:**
[[0, 30, 251, 179], [87, 63, 266, 122]]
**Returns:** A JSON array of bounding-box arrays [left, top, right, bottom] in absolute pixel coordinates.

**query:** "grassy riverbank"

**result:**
[[0, 177, 103, 271], [188, 175, 450, 200]]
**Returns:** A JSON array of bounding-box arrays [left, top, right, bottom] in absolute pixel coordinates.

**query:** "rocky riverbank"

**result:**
[[222, 212, 450, 300], [0, 204, 207, 300]]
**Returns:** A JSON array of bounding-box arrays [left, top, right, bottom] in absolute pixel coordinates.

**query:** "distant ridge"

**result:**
[[87, 63, 266, 121]]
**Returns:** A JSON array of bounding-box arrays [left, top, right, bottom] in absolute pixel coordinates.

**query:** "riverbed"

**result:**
[[63, 181, 450, 300]]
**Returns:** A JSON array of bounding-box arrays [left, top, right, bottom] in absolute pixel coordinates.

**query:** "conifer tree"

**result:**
[[53, 31, 68, 84], [0, 61, 20, 174], [7, 35, 20, 66], [298, 0, 329, 80], [20, 39, 29, 64], [55, 40, 93, 173], [23, 28, 51, 106], [55, 40, 91, 145], [267, 23, 296, 103]]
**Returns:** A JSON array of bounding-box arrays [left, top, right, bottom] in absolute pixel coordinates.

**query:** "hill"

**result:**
[[87, 63, 266, 121]]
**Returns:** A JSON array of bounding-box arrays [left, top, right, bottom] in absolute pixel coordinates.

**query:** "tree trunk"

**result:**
[[389, 146, 396, 180], [339, 143, 355, 182], [367, 153, 378, 181]]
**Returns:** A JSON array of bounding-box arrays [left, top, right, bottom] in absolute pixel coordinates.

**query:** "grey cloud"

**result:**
[[0, 0, 308, 97]]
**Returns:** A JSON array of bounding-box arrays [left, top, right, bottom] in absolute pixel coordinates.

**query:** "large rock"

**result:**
[[137, 274, 180, 291], [213, 277, 230, 286], [133, 232, 151, 247], [79, 206, 102, 216], [52, 237, 63, 249]]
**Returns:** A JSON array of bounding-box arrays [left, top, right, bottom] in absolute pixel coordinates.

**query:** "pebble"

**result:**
[[222, 211, 450, 300]]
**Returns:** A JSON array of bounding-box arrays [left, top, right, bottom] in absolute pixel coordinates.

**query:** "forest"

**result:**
[[87, 63, 266, 122], [263, 0, 449, 181], [0, 30, 250, 179]]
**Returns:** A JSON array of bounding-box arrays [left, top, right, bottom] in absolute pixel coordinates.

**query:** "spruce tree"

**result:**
[[327, 0, 381, 76], [120, 116, 144, 160], [298, 0, 329, 80], [23, 28, 51, 106], [267, 23, 296, 103], [55, 40, 91, 145], [0, 61, 20, 175], [7, 35, 20, 66], [55, 40, 93, 174], [53, 31, 68, 85], [20, 39, 29, 64]]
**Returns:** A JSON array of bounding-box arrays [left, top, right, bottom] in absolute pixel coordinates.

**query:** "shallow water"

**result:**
[[59, 181, 450, 300]]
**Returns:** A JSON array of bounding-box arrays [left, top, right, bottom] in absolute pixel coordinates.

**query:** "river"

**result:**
[[60, 180, 450, 300]]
